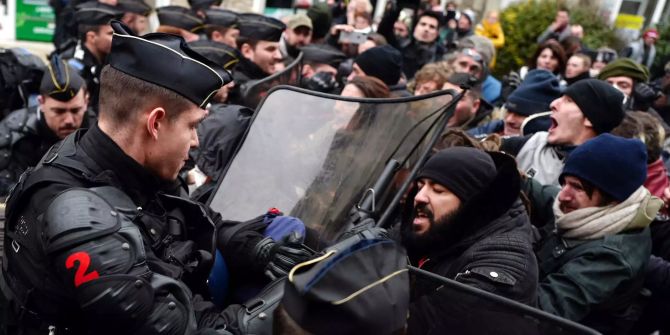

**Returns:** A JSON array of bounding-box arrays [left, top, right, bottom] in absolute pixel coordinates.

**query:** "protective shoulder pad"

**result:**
[[43, 187, 123, 254]]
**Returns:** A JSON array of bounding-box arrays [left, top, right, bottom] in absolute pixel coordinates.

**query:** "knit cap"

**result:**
[[597, 58, 650, 83], [563, 79, 625, 134], [354, 45, 403, 86], [560, 133, 647, 202], [506, 69, 561, 116]]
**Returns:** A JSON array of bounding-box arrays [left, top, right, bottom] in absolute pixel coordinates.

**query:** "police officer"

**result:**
[[156, 6, 204, 42], [1, 21, 312, 334], [228, 13, 285, 106], [188, 39, 251, 204], [202, 8, 239, 48], [117, 0, 152, 35], [300, 43, 346, 94], [0, 56, 88, 198], [62, 2, 124, 116]]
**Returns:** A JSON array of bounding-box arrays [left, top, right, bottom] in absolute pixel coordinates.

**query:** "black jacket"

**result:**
[[377, 4, 447, 79], [1, 125, 256, 334], [0, 106, 60, 197], [228, 58, 271, 107], [405, 152, 539, 334]]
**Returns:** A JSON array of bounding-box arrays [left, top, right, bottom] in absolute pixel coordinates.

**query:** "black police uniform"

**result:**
[[0, 56, 89, 198], [227, 14, 285, 107], [61, 3, 124, 116], [0, 106, 60, 198], [1, 20, 314, 335]]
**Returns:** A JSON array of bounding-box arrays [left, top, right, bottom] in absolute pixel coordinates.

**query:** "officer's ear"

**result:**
[[240, 43, 255, 60], [146, 107, 167, 140], [37, 95, 45, 106]]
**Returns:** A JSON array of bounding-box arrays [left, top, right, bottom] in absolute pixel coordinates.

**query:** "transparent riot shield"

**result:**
[[409, 266, 601, 335], [237, 53, 303, 109], [208, 86, 453, 241]]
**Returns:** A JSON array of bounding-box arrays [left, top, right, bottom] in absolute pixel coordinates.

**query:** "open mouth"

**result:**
[[548, 116, 558, 132]]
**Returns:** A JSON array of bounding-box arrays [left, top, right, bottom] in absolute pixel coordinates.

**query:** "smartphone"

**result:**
[[339, 31, 368, 44]]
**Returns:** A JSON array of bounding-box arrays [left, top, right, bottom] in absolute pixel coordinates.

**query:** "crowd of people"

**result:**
[[0, 0, 670, 333]]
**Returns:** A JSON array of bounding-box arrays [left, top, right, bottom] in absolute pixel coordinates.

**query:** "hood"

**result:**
[[402, 151, 522, 257]]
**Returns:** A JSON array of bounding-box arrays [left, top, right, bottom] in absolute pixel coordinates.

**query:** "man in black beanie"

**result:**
[[347, 45, 409, 97], [401, 147, 538, 334], [502, 79, 626, 186]]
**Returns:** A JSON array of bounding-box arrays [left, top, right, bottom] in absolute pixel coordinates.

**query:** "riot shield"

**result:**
[[409, 266, 601, 335], [208, 86, 453, 241], [238, 53, 303, 109]]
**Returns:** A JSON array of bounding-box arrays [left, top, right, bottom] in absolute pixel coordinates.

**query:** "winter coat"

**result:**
[[535, 190, 658, 334], [475, 21, 504, 68], [406, 152, 539, 334]]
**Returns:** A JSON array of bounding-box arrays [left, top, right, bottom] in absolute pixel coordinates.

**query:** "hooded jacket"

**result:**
[[405, 151, 539, 334]]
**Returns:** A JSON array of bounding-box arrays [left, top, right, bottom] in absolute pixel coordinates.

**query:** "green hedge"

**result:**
[[494, 0, 623, 77]]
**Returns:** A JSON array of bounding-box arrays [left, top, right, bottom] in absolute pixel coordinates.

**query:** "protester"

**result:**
[[470, 69, 561, 136], [535, 133, 662, 334], [590, 46, 618, 77], [563, 53, 591, 86], [442, 73, 486, 129], [502, 79, 625, 186], [474, 10, 504, 68], [378, 4, 446, 79], [622, 28, 660, 69], [402, 147, 538, 333], [342, 76, 390, 99], [280, 13, 313, 62], [537, 8, 571, 44], [413, 62, 452, 96], [348, 45, 409, 97]]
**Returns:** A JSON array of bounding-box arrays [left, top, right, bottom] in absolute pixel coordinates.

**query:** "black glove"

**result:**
[[337, 218, 389, 242], [253, 232, 314, 281], [304, 71, 340, 94], [633, 82, 662, 111]]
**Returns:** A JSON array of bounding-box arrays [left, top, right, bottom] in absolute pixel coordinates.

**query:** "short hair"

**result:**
[[414, 63, 452, 89], [99, 65, 194, 126], [156, 25, 184, 35], [417, 11, 442, 27], [236, 36, 259, 50], [571, 53, 592, 69], [78, 24, 103, 41], [612, 111, 664, 163], [347, 76, 390, 98], [366, 33, 388, 46], [529, 40, 567, 74], [205, 25, 231, 40]]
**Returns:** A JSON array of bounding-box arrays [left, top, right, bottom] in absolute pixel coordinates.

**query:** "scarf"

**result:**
[[516, 132, 564, 186], [553, 186, 662, 240]]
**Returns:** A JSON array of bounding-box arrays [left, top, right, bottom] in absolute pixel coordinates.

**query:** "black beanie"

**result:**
[[354, 45, 402, 86], [563, 79, 625, 134], [417, 147, 497, 203]]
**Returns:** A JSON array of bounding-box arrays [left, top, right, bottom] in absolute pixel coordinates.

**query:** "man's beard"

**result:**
[[401, 202, 463, 258]]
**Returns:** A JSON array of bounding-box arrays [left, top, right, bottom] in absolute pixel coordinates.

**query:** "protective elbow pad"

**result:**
[[42, 188, 128, 254]]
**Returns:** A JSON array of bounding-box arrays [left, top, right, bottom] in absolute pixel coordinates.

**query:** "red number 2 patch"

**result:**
[[65, 251, 100, 287]]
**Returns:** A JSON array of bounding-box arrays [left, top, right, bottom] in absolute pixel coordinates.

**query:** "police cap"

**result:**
[[301, 44, 346, 68], [189, 0, 222, 11], [117, 0, 152, 16], [157, 6, 204, 32], [75, 2, 124, 26], [282, 239, 410, 335], [188, 40, 241, 70], [204, 8, 239, 28], [108, 20, 231, 107], [40, 55, 86, 102], [238, 13, 285, 42]]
